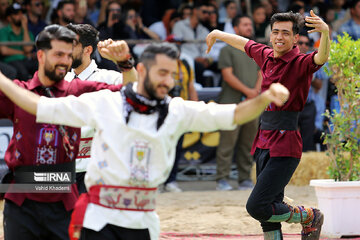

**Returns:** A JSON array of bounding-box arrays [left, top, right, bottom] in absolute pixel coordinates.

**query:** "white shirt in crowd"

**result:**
[[65, 59, 123, 173], [36, 82, 236, 239]]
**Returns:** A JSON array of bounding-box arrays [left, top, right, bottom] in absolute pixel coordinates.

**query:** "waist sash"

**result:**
[[260, 111, 299, 131]]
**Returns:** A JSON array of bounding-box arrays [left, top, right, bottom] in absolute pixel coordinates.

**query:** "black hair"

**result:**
[[224, 0, 236, 9], [140, 42, 179, 69], [35, 24, 77, 50], [232, 14, 251, 27], [57, 0, 74, 10], [350, 0, 360, 9], [66, 24, 99, 58], [270, 11, 304, 35]]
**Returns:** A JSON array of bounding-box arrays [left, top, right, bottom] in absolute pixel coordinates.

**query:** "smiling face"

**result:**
[[270, 21, 299, 58], [39, 39, 73, 82], [139, 54, 177, 100]]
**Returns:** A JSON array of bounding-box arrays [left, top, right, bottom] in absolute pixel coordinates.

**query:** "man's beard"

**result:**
[[62, 15, 73, 24], [143, 73, 170, 100], [44, 61, 69, 83], [13, 20, 21, 27], [71, 56, 82, 69]]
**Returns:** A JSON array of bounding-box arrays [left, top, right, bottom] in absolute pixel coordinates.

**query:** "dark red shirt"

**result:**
[[244, 40, 323, 158], [0, 72, 122, 211]]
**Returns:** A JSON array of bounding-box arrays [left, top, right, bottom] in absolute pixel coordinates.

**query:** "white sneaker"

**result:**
[[164, 181, 182, 193], [216, 179, 233, 191]]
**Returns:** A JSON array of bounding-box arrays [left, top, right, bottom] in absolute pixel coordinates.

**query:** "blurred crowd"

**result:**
[[0, 0, 359, 191]]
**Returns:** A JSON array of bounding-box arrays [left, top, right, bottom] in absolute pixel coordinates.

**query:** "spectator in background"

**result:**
[[215, 15, 261, 191], [52, 0, 75, 26], [149, 9, 180, 41], [164, 47, 199, 193], [0, 0, 10, 28], [252, 4, 268, 43], [74, 0, 93, 25], [24, 0, 47, 38], [223, 0, 237, 34], [333, 0, 346, 21], [123, 7, 160, 40], [172, 1, 211, 87], [338, 0, 360, 40], [207, 3, 221, 31], [0, 3, 36, 81], [179, 4, 192, 20], [97, 1, 123, 40], [297, 32, 316, 152], [86, 0, 100, 26]]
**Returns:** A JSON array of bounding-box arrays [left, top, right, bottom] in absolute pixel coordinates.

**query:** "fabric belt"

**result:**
[[77, 137, 93, 159], [89, 185, 157, 211], [260, 111, 300, 131]]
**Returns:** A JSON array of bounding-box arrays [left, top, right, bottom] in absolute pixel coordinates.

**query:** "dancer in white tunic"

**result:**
[[0, 42, 290, 240]]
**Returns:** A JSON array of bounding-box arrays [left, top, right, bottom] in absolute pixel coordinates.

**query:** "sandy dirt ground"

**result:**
[[157, 180, 318, 235]]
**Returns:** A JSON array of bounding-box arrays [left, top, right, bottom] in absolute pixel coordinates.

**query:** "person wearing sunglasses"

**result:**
[[24, 0, 47, 38]]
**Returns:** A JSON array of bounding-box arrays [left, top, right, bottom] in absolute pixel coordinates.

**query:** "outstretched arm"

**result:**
[[233, 83, 289, 125], [206, 30, 250, 54], [306, 10, 330, 65], [0, 71, 40, 115]]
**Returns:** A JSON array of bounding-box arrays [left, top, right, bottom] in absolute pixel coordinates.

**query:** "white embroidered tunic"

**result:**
[[36, 83, 236, 239]]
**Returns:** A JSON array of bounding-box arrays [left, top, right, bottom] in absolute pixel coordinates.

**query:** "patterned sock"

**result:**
[[264, 230, 283, 240], [268, 204, 313, 225]]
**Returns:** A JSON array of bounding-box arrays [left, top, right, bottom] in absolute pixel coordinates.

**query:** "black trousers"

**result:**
[[4, 199, 72, 240], [246, 148, 300, 232], [80, 225, 151, 240]]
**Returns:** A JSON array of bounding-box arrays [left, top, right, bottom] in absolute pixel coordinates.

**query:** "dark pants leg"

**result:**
[[76, 172, 87, 194], [0, 62, 17, 80], [4, 199, 72, 240], [246, 148, 300, 232], [299, 101, 316, 152], [80, 225, 151, 240], [165, 135, 184, 184]]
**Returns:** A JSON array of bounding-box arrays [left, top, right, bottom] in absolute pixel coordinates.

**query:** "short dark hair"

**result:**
[[270, 11, 304, 35], [57, 0, 74, 10], [224, 0, 236, 9], [140, 43, 179, 69], [350, 0, 360, 9], [232, 14, 251, 28], [35, 24, 77, 50], [66, 24, 99, 58]]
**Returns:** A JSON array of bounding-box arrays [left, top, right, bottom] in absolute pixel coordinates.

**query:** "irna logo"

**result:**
[[34, 172, 71, 182]]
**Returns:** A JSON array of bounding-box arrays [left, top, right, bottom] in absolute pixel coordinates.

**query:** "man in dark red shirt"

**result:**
[[0, 24, 130, 240], [206, 10, 330, 240]]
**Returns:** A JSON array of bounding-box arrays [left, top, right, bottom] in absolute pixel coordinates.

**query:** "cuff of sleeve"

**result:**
[[36, 96, 56, 124]]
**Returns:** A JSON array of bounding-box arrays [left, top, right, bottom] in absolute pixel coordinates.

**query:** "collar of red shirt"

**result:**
[[28, 71, 67, 93], [268, 45, 300, 63]]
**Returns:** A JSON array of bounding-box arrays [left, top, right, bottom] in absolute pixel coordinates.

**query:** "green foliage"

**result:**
[[324, 33, 360, 181]]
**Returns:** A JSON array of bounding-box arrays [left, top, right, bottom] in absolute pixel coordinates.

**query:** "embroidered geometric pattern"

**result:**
[[15, 131, 22, 141], [15, 149, 21, 159]]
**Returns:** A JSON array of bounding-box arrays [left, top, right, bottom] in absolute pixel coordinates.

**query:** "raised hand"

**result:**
[[305, 10, 329, 34], [97, 39, 131, 63], [205, 30, 221, 54]]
